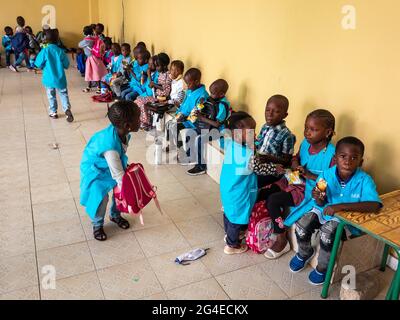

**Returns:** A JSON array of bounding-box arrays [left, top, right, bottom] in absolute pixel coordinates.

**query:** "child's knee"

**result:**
[[295, 212, 316, 240], [320, 221, 339, 250]]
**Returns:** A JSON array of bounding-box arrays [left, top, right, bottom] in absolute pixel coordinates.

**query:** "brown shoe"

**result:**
[[224, 244, 248, 255]]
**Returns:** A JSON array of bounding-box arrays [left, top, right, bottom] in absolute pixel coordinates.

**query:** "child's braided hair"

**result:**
[[307, 109, 336, 142], [106, 100, 140, 129]]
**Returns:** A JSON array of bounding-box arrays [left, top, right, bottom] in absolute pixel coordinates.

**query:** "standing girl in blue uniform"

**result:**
[[80, 101, 141, 241], [289, 137, 382, 285], [35, 29, 74, 122], [220, 111, 258, 255], [259, 110, 336, 259]]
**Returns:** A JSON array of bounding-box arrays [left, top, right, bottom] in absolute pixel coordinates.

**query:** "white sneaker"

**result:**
[[9, 65, 18, 72]]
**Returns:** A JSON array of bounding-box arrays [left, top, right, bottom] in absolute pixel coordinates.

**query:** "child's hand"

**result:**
[[275, 164, 286, 175], [312, 187, 326, 202], [323, 205, 340, 217]]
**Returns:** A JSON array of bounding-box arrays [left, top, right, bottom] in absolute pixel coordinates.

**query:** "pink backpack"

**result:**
[[246, 201, 276, 254], [113, 163, 163, 225], [91, 36, 105, 59]]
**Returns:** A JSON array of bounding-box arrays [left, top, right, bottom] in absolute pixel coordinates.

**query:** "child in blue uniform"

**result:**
[[80, 101, 141, 241], [2, 27, 14, 67], [220, 111, 258, 255], [110, 43, 132, 98], [35, 29, 74, 122], [258, 110, 336, 259], [102, 43, 122, 89], [121, 49, 150, 101], [187, 79, 231, 176], [166, 68, 209, 162], [289, 137, 382, 285]]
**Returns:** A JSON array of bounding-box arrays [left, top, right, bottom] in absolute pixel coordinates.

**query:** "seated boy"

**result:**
[[110, 43, 132, 99], [166, 68, 209, 162], [120, 48, 150, 101], [167, 60, 185, 109], [2, 27, 14, 67], [289, 137, 382, 285], [186, 79, 231, 176], [255, 95, 296, 191]]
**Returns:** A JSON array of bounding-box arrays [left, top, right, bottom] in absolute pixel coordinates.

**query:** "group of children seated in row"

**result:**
[[23, 21, 382, 287], [1, 16, 68, 71], [220, 97, 382, 286], [76, 25, 232, 176]]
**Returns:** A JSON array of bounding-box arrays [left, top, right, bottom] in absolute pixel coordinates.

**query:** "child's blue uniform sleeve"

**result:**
[[216, 102, 228, 122], [361, 175, 382, 205]]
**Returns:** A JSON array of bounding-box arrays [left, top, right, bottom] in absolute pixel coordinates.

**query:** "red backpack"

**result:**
[[246, 201, 276, 254], [114, 163, 163, 225], [92, 92, 113, 103], [91, 36, 105, 59]]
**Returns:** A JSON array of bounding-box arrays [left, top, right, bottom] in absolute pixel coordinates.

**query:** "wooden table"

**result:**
[[322, 190, 400, 300]]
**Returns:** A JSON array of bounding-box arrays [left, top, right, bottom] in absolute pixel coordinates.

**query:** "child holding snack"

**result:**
[[256, 109, 336, 259], [288, 137, 382, 285], [80, 101, 141, 241], [186, 79, 231, 176], [135, 53, 172, 130], [220, 111, 258, 255], [166, 68, 209, 161], [120, 48, 150, 101], [110, 43, 132, 99]]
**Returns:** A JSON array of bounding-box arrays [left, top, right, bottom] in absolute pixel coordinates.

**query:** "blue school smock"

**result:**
[[177, 85, 209, 129], [220, 138, 258, 225], [284, 166, 382, 227], [104, 55, 123, 83], [141, 71, 159, 97], [80, 124, 130, 219], [35, 44, 69, 89], [129, 62, 149, 95], [284, 140, 335, 226], [2, 35, 12, 51]]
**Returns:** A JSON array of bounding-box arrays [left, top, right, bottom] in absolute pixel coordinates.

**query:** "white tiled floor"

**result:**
[[0, 67, 394, 300]]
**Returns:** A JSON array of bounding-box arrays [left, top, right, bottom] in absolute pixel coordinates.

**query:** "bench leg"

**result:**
[[380, 244, 390, 272], [321, 221, 345, 299], [385, 249, 400, 300]]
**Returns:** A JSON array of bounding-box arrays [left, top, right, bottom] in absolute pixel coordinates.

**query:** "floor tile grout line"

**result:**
[[20, 71, 43, 300], [129, 230, 168, 299]]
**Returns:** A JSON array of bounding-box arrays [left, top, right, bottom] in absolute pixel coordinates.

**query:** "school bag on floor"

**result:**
[[113, 163, 163, 225], [246, 201, 276, 254], [92, 91, 113, 103]]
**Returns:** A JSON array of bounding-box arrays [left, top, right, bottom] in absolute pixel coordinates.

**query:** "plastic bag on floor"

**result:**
[[175, 248, 209, 266]]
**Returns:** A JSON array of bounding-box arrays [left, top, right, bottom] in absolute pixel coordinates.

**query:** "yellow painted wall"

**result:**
[[0, 0, 99, 49], [99, 0, 400, 194]]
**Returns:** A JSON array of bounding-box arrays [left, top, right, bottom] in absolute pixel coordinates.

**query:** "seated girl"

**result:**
[[135, 53, 172, 131], [254, 109, 336, 259]]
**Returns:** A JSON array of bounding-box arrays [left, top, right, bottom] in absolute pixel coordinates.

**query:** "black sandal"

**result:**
[[93, 227, 107, 241], [110, 216, 130, 230]]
